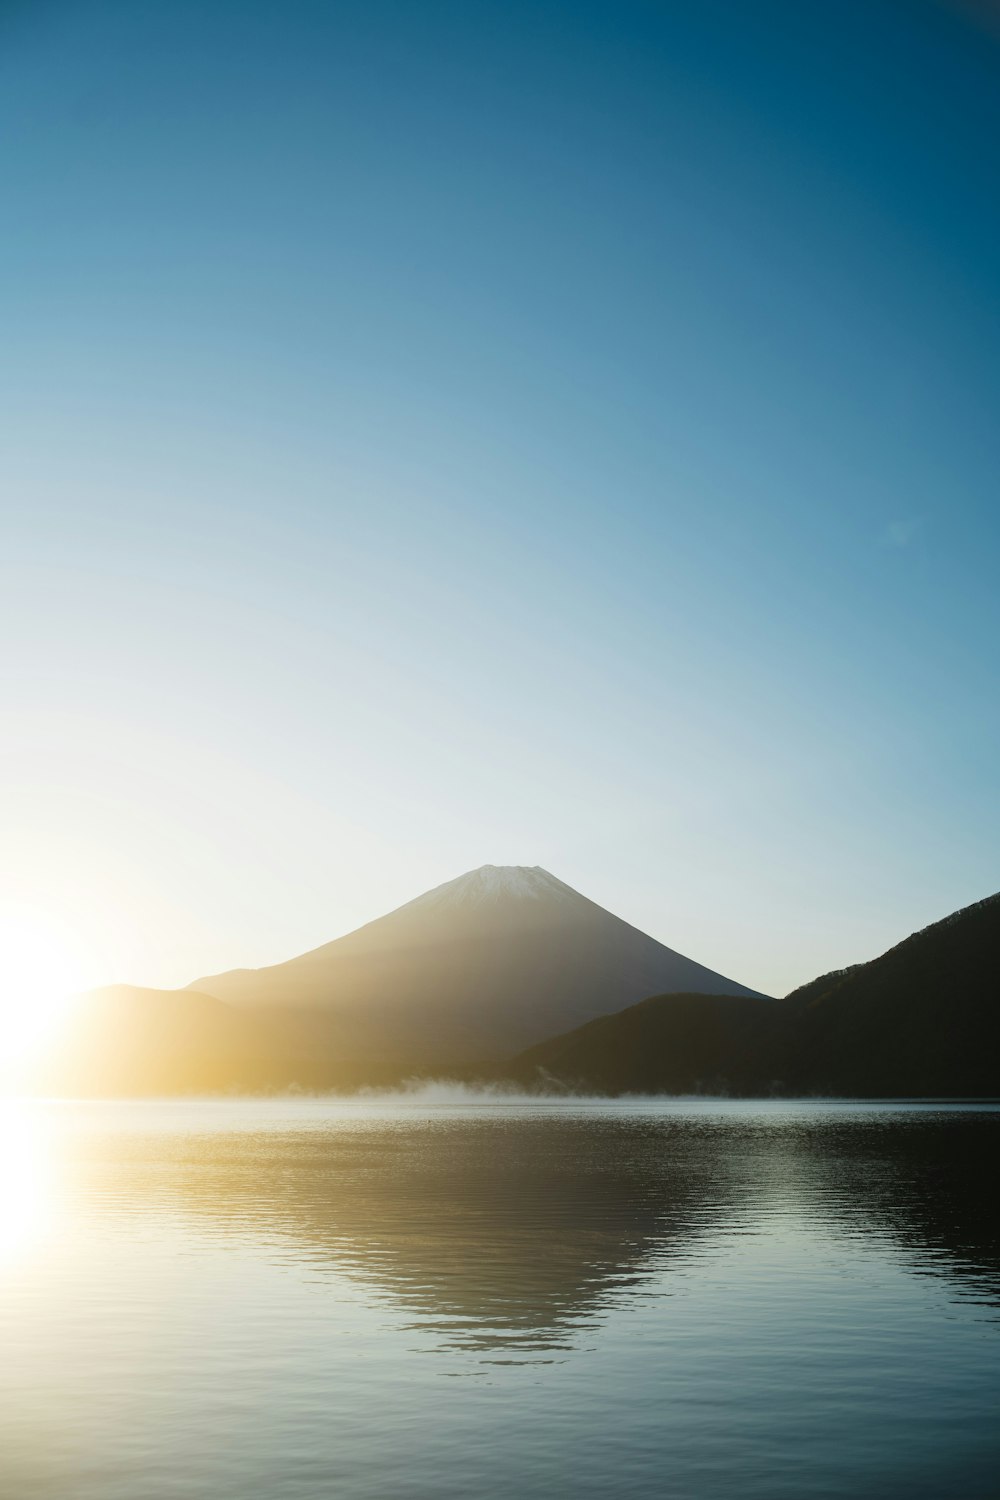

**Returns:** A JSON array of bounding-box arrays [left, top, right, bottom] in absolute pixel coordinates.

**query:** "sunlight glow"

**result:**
[[0, 905, 85, 1088], [0, 1099, 54, 1266]]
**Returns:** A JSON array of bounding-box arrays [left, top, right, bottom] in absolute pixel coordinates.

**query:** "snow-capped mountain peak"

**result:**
[[407, 864, 575, 912]]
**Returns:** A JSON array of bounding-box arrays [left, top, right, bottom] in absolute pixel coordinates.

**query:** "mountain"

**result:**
[[189, 864, 761, 1082], [29, 878, 999, 1098], [509, 891, 1000, 1096], [511, 991, 781, 1094], [785, 890, 1000, 1096]]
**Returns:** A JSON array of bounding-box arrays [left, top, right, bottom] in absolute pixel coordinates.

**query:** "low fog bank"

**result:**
[[31, 1082, 963, 1110]]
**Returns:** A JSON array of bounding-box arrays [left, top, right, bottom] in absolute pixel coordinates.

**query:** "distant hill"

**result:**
[[188, 865, 761, 1082], [37, 985, 284, 1096], [785, 891, 1000, 1096], [509, 892, 1000, 1096], [511, 992, 782, 1095]]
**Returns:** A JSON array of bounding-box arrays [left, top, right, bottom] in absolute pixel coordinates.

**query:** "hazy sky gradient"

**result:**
[[1, 0, 998, 996]]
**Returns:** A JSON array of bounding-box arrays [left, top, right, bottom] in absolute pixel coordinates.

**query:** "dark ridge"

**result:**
[[506, 890, 1000, 1097], [784, 965, 862, 1005]]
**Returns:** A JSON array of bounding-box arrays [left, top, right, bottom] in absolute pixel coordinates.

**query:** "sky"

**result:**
[[0, 0, 998, 1000]]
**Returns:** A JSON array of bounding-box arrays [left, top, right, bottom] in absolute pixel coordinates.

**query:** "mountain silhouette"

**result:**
[[511, 991, 783, 1095], [36, 875, 999, 1098], [510, 890, 1000, 1096], [786, 890, 1000, 1095], [187, 865, 760, 1082]]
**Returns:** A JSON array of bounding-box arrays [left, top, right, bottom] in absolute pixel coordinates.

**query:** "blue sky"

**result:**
[[1, 0, 997, 996]]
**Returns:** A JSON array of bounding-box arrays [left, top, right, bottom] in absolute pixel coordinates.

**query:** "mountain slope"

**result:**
[[787, 891, 1000, 1095], [511, 992, 780, 1094], [509, 891, 1000, 1096], [189, 864, 761, 1077]]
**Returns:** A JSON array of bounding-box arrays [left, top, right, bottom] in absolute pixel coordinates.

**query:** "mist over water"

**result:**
[[2, 1099, 999, 1499]]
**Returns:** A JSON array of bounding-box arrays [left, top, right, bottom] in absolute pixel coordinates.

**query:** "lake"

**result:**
[[1, 1096, 998, 1499]]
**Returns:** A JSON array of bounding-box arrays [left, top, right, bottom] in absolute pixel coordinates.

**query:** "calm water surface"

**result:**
[[1, 1097, 999, 1499]]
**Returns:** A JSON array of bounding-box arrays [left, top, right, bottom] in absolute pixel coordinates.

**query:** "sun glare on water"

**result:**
[[0, 905, 85, 1089], [0, 1098, 55, 1264]]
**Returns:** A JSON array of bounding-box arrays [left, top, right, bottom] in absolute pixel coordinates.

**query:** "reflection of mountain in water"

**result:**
[[790, 1111, 1000, 1310], [84, 1115, 745, 1353], [69, 1107, 1000, 1354]]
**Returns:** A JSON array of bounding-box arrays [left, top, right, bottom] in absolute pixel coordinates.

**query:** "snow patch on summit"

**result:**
[[407, 864, 576, 911]]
